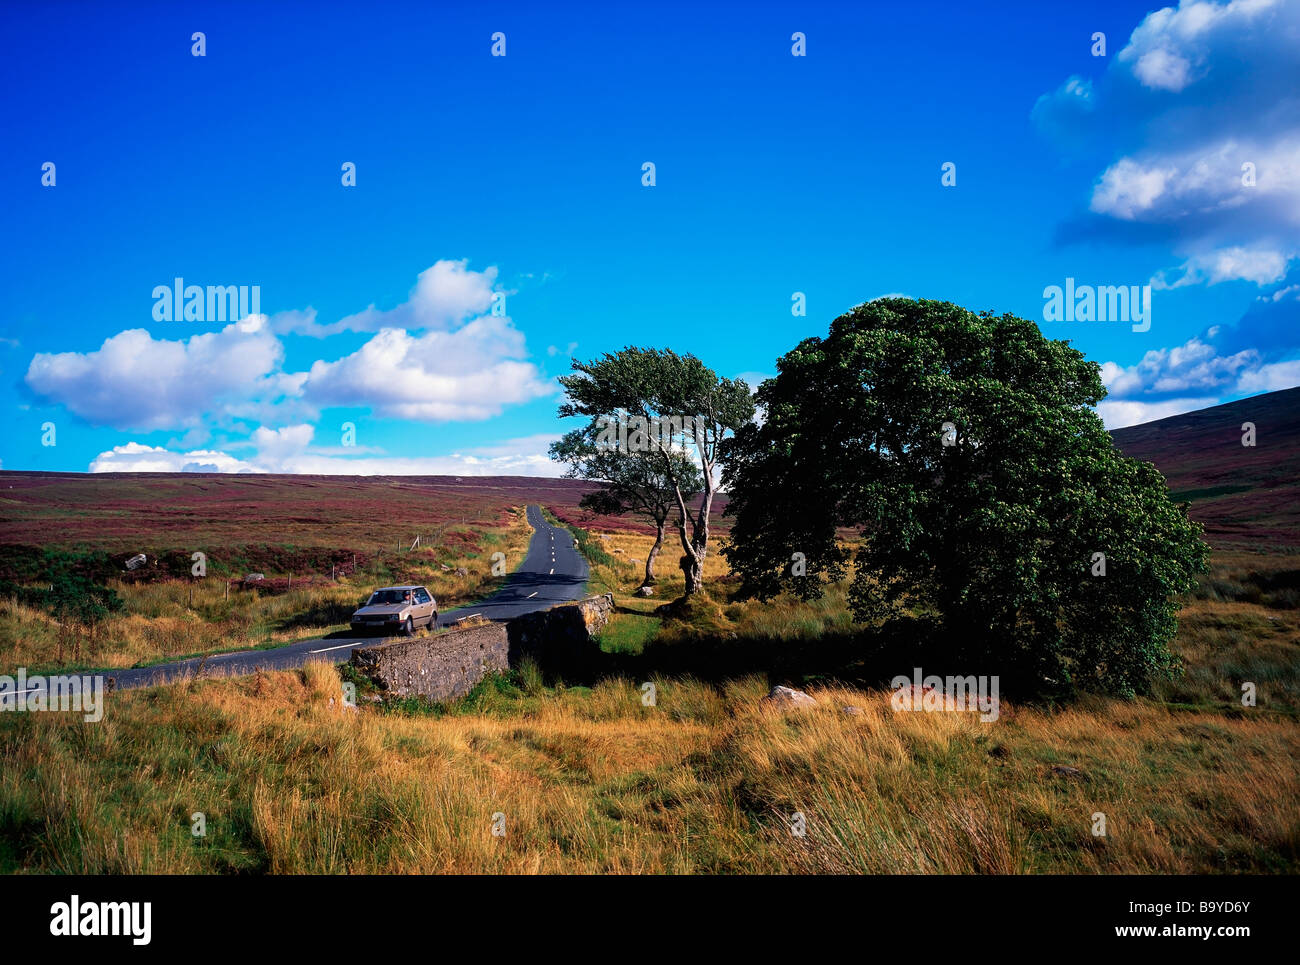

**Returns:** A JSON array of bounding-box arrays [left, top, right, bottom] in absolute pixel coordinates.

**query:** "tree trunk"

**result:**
[[643, 522, 664, 586], [681, 550, 704, 595]]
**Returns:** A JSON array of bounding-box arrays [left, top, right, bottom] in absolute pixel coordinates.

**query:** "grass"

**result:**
[[0, 664, 1293, 873], [0, 507, 534, 674], [0, 503, 1296, 874]]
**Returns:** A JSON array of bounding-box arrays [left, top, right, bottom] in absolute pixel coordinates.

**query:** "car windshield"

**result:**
[[367, 589, 409, 605]]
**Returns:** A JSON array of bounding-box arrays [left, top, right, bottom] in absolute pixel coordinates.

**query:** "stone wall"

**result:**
[[348, 594, 616, 701], [507, 592, 614, 672], [349, 620, 508, 701]]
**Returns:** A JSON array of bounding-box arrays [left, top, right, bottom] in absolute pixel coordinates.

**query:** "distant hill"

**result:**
[[0, 471, 714, 552], [1110, 386, 1300, 552]]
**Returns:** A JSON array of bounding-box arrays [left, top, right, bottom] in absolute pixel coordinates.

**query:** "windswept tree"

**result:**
[[558, 348, 754, 596], [722, 298, 1208, 697], [550, 429, 703, 588]]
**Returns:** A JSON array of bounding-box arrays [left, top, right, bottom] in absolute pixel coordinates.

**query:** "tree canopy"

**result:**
[[722, 298, 1208, 696], [558, 347, 754, 594]]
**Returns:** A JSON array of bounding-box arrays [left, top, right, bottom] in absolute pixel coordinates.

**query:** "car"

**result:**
[[350, 585, 438, 636]]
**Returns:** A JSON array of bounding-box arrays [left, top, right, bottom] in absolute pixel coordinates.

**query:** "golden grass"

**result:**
[[2, 515, 1296, 874], [0, 508, 534, 673], [1, 666, 1294, 873]]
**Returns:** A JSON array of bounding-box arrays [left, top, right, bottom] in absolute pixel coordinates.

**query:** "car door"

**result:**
[[415, 587, 435, 626]]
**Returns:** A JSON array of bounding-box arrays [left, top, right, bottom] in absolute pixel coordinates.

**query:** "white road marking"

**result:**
[[527, 591, 538, 598], [309, 642, 363, 654], [549, 568, 554, 574]]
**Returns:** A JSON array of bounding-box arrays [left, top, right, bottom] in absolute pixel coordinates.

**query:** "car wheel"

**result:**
[[430, 610, 438, 628], [403, 617, 414, 636]]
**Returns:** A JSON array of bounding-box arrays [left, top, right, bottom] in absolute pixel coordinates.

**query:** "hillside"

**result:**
[[1110, 386, 1300, 552], [0, 473, 599, 551], [0, 471, 723, 553]]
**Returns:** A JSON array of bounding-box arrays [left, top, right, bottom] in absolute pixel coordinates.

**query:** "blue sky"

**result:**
[[1, 0, 1296, 475]]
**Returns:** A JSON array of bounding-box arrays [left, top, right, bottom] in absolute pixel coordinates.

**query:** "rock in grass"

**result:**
[[765, 685, 817, 708], [636, 585, 654, 597], [1049, 765, 1087, 780], [841, 704, 864, 716]]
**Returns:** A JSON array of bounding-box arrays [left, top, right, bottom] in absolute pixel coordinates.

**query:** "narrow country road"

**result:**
[[16, 505, 587, 695]]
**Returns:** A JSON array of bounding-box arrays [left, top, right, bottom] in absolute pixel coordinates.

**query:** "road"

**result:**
[[10, 505, 587, 695]]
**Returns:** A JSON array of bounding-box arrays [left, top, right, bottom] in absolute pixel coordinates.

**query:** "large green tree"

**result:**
[[558, 347, 754, 595], [550, 428, 703, 588], [722, 298, 1208, 696]]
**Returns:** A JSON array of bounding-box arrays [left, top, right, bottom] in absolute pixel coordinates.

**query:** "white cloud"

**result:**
[[1235, 358, 1300, 392], [1090, 137, 1300, 225], [1259, 283, 1300, 302], [1099, 324, 1300, 426], [1090, 159, 1179, 221], [25, 261, 551, 430], [1152, 246, 1294, 288], [89, 442, 261, 473], [1097, 396, 1219, 429], [25, 316, 286, 431], [266, 261, 501, 337], [1118, 0, 1282, 92], [1132, 47, 1195, 91], [1038, 0, 1300, 285], [266, 308, 322, 336], [249, 424, 316, 470], [329, 259, 500, 335], [88, 433, 564, 477], [1101, 336, 1260, 396], [301, 317, 551, 422]]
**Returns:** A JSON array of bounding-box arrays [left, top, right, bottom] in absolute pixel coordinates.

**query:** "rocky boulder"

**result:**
[[764, 685, 817, 708]]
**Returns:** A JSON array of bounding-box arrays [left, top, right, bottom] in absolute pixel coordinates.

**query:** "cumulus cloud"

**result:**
[[88, 433, 564, 477], [301, 317, 552, 421], [89, 442, 261, 473], [1235, 358, 1300, 392], [323, 260, 501, 335], [1152, 246, 1295, 288], [1118, 0, 1283, 93], [263, 261, 501, 337], [1089, 136, 1300, 227], [1100, 336, 1260, 398], [1097, 396, 1220, 429], [25, 261, 550, 431], [1037, 0, 1300, 278], [1098, 282, 1300, 427], [25, 316, 287, 431], [249, 424, 317, 470]]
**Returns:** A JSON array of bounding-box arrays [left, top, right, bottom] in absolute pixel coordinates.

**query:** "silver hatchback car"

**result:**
[[350, 585, 438, 636]]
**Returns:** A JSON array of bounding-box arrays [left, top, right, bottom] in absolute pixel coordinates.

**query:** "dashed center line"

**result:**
[[549, 568, 554, 574], [527, 591, 538, 598]]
